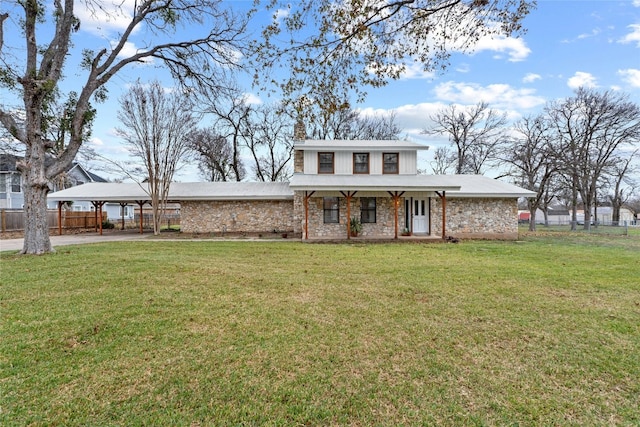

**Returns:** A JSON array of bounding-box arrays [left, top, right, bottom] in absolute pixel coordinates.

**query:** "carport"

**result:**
[[47, 183, 154, 235]]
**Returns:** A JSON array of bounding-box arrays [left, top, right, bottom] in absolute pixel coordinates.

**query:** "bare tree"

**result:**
[[604, 150, 638, 225], [256, 0, 533, 111], [200, 85, 252, 182], [189, 128, 242, 182], [424, 102, 508, 174], [547, 88, 640, 230], [306, 100, 402, 140], [116, 81, 198, 235], [0, 0, 248, 254], [244, 104, 294, 182], [348, 112, 403, 140], [430, 146, 456, 174], [502, 114, 557, 231]]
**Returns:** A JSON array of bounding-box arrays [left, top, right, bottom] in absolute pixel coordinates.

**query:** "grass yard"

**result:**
[[1, 234, 639, 425]]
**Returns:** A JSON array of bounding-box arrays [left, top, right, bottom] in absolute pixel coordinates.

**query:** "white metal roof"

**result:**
[[289, 174, 535, 198], [47, 182, 294, 202], [47, 175, 534, 202], [293, 139, 429, 151], [289, 174, 460, 192]]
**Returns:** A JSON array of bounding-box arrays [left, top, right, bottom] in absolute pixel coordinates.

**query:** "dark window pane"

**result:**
[[323, 197, 339, 223], [319, 152, 334, 174], [383, 153, 398, 174], [353, 153, 369, 174], [360, 197, 376, 223]]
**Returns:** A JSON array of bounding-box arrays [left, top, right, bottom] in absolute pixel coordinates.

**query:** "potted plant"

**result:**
[[350, 217, 362, 237], [401, 227, 411, 236]]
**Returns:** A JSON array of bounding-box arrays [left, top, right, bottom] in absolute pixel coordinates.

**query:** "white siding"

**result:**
[[304, 151, 317, 174], [400, 151, 417, 174], [302, 149, 418, 175], [335, 151, 352, 174]]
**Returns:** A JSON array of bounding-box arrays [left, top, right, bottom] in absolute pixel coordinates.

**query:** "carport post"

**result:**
[[135, 201, 146, 234], [57, 201, 63, 235]]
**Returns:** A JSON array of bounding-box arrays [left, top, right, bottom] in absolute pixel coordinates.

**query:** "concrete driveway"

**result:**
[[0, 231, 150, 253]]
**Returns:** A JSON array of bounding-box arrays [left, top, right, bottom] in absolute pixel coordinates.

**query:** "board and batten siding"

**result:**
[[303, 150, 417, 175]]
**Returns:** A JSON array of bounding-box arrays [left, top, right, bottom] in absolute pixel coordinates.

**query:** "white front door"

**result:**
[[412, 198, 428, 234]]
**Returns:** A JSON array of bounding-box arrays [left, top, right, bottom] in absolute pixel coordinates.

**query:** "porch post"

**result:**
[[340, 191, 357, 239], [436, 191, 447, 240], [388, 191, 405, 240], [304, 191, 315, 240]]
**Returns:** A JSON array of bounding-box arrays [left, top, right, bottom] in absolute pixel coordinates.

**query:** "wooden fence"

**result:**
[[1, 209, 107, 232]]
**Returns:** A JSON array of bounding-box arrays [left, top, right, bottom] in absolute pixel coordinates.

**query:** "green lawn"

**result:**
[[1, 235, 639, 425]]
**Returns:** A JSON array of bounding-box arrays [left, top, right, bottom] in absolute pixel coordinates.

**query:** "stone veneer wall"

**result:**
[[293, 193, 406, 239], [181, 200, 294, 234], [431, 197, 519, 239]]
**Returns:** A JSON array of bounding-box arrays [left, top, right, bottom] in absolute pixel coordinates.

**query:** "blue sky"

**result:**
[[2, 0, 639, 180]]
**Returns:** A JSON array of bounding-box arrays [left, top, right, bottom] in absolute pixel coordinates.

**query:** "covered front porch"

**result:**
[[290, 175, 462, 241]]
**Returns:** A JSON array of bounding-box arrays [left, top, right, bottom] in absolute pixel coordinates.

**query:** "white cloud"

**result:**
[[432, 81, 546, 110], [523, 73, 541, 83], [618, 69, 640, 87], [90, 137, 104, 147], [74, 1, 138, 37], [455, 63, 471, 74], [577, 28, 602, 40], [471, 35, 531, 62], [242, 93, 263, 105], [619, 24, 640, 47], [110, 41, 154, 63], [567, 71, 598, 89], [399, 63, 436, 80], [274, 8, 290, 24]]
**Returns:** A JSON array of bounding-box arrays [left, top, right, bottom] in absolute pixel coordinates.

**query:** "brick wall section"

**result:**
[[431, 197, 519, 239], [293, 193, 406, 238], [181, 200, 294, 234], [294, 151, 304, 173], [181, 196, 519, 240]]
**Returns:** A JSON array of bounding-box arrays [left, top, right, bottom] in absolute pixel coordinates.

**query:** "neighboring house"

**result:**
[[0, 154, 23, 209], [0, 153, 107, 210], [48, 138, 535, 240], [577, 207, 635, 226]]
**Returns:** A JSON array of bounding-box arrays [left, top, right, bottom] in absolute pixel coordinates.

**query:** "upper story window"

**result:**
[[383, 153, 399, 174], [353, 153, 369, 174], [318, 152, 335, 174]]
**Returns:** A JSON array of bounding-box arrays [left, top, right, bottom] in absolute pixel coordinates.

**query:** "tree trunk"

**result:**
[[528, 203, 537, 232], [22, 178, 53, 254]]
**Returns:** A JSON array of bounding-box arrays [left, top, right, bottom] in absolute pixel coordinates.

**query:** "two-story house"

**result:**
[[288, 139, 534, 240], [1, 153, 107, 210], [48, 135, 534, 239]]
